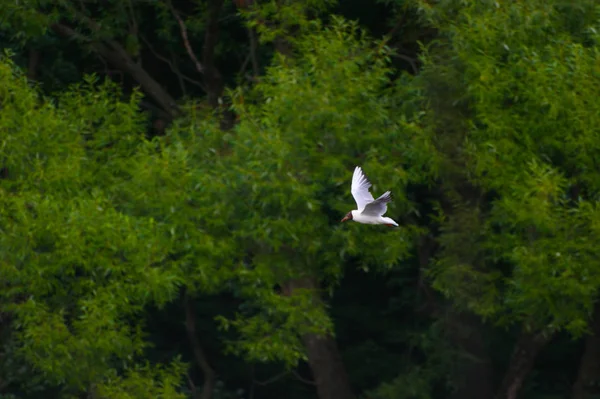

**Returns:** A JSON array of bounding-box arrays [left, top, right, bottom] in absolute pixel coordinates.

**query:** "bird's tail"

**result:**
[[382, 217, 399, 227]]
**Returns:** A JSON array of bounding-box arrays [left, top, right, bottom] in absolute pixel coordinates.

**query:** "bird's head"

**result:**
[[341, 211, 353, 223]]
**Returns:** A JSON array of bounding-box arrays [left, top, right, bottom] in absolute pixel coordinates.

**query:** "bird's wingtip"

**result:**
[[380, 191, 393, 202]]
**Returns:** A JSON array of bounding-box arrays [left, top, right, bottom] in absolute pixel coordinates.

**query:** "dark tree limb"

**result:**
[[393, 53, 418, 75], [201, 0, 226, 108], [572, 303, 600, 399], [415, 234, 439, 316], [51, 23, 180, 119], [26, 48, 40, 81], [282, 277, 356, 399], [247, 27, 259, 77], [0, 377, 8, 393], [167, 0, 225, 108], [186, 372, 199, 398], [254, 371, 288, 386], [292, 370, 316, 386], [168, 0, 230, 127], [238, 52, 251, 76], [184, 294, 216, 399], [301, 329, 356, 399], [495, 328, 554, 399], [446, 311, 495, 399], [169, 4, 204, 74], [140, 34, 206, 92], [0, 313, 12, 392]]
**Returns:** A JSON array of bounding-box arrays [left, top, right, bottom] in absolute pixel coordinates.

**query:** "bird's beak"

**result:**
[[341, 215, 350, 223]]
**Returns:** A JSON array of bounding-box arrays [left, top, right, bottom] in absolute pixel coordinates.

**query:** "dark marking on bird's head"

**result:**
[[341, 211, 353, 223]]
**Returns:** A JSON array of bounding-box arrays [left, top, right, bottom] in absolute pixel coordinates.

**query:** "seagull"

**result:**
[[341, 166, 399, 227]]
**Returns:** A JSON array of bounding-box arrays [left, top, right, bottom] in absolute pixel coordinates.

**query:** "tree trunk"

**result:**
[[184, 293, 216, 399], [446, 311, 495, 399], [417, 234, 494, 399], [572, 303, 600, 399], [301, 333, 356, 399], [26, 48, 40, 81], [495, 328, 553, 399], [202, 0, 225, 109], [283, 277, 356, 399]]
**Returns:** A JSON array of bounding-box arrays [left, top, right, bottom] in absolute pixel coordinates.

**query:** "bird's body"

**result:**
[[350, 210, 398, 226], [341, 166, 399, 227]]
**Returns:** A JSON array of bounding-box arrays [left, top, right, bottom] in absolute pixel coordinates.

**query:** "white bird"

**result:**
[[341, 166, 399, 227]]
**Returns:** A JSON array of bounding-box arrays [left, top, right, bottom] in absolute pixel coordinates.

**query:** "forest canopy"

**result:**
[[1, 1, 600, 399]]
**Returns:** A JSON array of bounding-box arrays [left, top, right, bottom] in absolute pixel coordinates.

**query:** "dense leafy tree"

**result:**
[[391, 1, 600, 398], [2, 1, 600, 399], [0, 58, 185, 397]]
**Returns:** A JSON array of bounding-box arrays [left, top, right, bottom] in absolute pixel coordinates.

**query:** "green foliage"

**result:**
[[6, 0, 600, 397], [0, 57, 185, 396], [107, 17, 419, 369], [229, 17, 413, 267], [96, 361, 187, 399], [244, 0, 337, 44], [408, 0, 600, 336], [216, 288, 327, 365], [0, 15, 418, 383], [366, 320, 454, 399], [0, 0, 57, 42], [208, 18, 416, 363]]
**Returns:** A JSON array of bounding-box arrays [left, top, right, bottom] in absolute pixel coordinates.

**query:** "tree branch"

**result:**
[[168, 3, 204, 74], [167, 0, 226, 114], [495, 327, 554, 399], [445, 311, 494, 399], [283, 277, 356, 399], [415, 234, 439, 316], [254, 371, 288, 386], [187, 372, 199, 399], [26, 48, 41, 81], [571, 303, 600, 399], [386, 11, 407, 39], [393, 53, 418, 75], [238, 52, 251, 76], [202, 0, 226, 108], [140, 34, 206, 92], [292, 370, 316, 386], [247, 27, 259, 77], [51, 22, 180, 119], [184, 293, 216, 399]]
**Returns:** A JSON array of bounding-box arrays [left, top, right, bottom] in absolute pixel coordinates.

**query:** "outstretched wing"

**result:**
[[361, 191, 392, 216], [351, 166, 374, 211]]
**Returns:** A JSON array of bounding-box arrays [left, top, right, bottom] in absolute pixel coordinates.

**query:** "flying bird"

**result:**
[[341, 166, 399, 227]]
